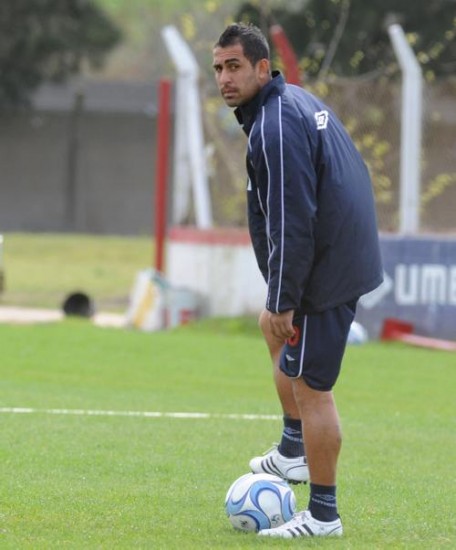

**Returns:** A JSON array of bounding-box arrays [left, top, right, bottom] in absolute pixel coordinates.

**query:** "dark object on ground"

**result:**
[[62, 292, 94, 318]]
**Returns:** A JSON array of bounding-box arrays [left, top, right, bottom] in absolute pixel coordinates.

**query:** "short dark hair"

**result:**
[[214, 23, 270, 66]]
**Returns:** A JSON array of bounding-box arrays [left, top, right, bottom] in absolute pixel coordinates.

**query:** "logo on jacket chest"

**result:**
[[315, 110, 329, 130]]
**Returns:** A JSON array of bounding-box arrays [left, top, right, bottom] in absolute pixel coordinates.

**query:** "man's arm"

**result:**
[[256, 97, 317, 314]]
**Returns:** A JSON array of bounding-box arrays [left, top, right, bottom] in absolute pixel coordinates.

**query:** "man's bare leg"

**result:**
[[248, 310, 309, 483], [258, 309, 300, 419], [291, 378, 341, 485]]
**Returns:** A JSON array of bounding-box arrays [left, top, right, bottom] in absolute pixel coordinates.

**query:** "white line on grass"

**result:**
[[0, 407, 281, 421]]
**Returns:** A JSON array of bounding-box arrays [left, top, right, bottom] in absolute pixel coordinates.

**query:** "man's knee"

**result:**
[[292, 378, 335, 408], [259, 309, 285, 357], [258, 309, 269, 335]]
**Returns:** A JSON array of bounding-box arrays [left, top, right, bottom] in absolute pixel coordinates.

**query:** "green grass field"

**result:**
[[0, 233, 152, 311], [1, 233, 455, 547], [1, 319, 455, 549]]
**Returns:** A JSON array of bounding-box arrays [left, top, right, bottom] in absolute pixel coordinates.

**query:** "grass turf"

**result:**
[[0, 233, 152, 311], [1, 319, 455, 549]]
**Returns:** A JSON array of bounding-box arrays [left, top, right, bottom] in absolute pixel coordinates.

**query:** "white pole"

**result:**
[[172, 75, 192, 224], [161, 25, 213, 228], [388, 24, 423, 234]]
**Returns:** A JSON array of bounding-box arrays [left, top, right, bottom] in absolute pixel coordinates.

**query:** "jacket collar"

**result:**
[[234, 71, 285, 135]]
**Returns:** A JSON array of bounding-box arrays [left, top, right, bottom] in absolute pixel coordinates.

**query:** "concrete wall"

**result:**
[[0, 79, 169, 235], [166, 226, 266, 317], [0, 110, 160, 235]]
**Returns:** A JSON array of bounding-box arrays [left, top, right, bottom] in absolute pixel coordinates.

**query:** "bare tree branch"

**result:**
[[318, 0, 351, 78]]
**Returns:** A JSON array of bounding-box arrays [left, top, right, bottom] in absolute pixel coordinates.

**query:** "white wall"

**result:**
[[166, 227, 266, 317]]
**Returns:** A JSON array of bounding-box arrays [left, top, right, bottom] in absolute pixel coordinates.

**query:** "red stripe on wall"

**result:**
[[168, 226, 251, 246]]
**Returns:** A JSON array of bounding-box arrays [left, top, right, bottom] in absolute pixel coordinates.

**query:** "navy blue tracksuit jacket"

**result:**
[[235, 72, 383, 314]]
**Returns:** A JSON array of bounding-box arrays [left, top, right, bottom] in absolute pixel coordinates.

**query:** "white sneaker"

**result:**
[[258, 510, 343, 538], [249, 445, 309, 484]]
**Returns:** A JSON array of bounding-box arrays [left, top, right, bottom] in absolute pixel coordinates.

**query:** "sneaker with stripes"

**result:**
[[258, 510, 343, 538], [249, 445, 309, 484]]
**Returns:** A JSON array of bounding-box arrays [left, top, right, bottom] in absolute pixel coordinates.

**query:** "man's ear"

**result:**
[[257, 58, 271, 81]]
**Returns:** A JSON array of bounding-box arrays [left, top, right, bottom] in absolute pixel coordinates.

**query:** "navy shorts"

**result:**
[[279, 300, 357, 391]]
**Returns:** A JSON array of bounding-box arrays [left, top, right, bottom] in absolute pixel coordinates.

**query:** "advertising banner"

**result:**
[[356, 235, 456, 340]]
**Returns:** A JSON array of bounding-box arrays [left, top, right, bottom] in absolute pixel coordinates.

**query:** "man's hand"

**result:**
[[267, 309, 295, 342]]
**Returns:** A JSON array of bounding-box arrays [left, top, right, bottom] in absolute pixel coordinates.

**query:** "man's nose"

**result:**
[[218, 69, 231, 85]]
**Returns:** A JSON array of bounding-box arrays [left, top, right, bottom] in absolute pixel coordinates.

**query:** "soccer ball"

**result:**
[[225, 472, 296, 532]]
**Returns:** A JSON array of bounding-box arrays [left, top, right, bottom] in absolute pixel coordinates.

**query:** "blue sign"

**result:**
[[356, 235, 456, 340]]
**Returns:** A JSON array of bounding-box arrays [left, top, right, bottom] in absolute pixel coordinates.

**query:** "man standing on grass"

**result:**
[[213, 23, 383, 538]]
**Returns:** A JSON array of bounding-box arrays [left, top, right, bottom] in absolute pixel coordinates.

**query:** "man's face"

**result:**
[[212, 43, 269, 108]]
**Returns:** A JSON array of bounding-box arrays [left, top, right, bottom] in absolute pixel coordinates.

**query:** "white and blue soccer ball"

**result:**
[[225, 472, 296, 532]]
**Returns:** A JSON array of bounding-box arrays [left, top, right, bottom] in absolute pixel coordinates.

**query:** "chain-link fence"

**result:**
[[203, 74, 456, 234]]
